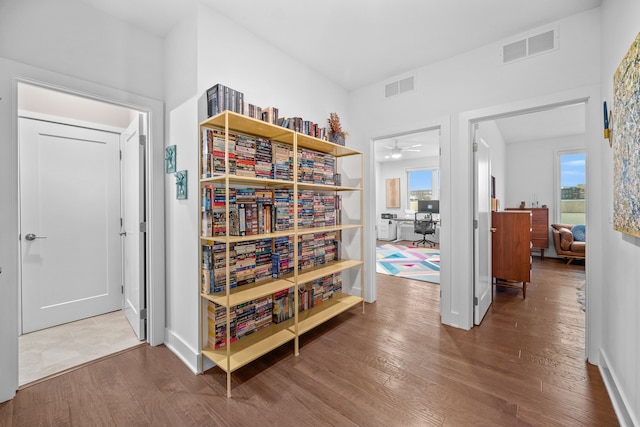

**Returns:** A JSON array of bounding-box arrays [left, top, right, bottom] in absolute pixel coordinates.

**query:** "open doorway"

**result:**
[[472, 101, 587, 325], [17, 82, 148, 385], [372, 128, 442, 288]]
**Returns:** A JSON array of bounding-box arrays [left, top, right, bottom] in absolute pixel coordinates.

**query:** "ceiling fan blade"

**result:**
[[407, 144, 422, 148], [405, 149, 421, 152]]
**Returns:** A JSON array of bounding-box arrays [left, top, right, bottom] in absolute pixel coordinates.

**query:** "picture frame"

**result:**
[[385, 178, 400, 208]]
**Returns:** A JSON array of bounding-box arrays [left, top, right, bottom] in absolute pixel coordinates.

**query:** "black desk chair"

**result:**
[[413, 212, 437, 247]]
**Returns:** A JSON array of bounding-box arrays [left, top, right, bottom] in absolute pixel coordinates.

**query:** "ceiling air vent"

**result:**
[[385, 75, 415, 98], [502, 29, 556, 63]]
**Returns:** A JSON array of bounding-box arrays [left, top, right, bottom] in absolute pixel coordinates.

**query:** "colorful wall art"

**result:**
[[612, 32, 640, 238]]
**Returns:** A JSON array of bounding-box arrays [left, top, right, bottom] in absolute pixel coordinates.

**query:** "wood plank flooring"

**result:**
[[0, 257, 618, 426]]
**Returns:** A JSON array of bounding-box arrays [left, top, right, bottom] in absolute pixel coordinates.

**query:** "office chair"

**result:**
[[413, 212, 437, 247]]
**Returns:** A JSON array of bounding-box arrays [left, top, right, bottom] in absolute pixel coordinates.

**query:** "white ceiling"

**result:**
[[72, 0, 594, 160], [75, 0, 601, 91]]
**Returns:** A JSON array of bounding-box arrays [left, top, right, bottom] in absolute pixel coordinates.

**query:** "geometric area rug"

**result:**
[[376, 243, 440, 284]]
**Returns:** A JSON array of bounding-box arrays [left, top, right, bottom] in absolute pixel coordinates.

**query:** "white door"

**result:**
[[20, 118, 122, 333], [121, 114, 146, 340], [473, 131, 492, 325]]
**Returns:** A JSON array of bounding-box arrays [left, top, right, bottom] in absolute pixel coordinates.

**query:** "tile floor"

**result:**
[[19, 310, 142, 386]]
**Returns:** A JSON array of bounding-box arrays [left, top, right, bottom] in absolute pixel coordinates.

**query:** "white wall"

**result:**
[[505, 134, 584, 215], [0, 0, 164, 101], [349, 8, 601, 330], [162, 2, 350, 373], [600, 0, 640, 424], [0, 1, 166, 402]]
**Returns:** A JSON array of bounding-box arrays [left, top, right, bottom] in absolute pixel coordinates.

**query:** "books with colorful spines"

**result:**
[[208, 302, 237, 349], [333, 272, 343, 293], [235, 135, 256, 177], [273, 189, 293, 231], [272, 142, 293, 181], [260, 106, 278, 125], [272, 287, 294, 324]]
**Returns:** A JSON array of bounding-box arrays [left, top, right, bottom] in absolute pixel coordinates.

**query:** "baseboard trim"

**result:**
[[164, 328, 199, 375], [599, 349, 637, 427]]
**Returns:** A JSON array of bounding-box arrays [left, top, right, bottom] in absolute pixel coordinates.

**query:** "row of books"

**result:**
[[202, 128, 344, 186], [206, 84, 244, 117], [299, 273, 343, 312], [201, 239, 274, 294], [201, 128, 294, 181], [297, 148, 337, 185], [208, 295, 273, 350], [201, 231, 339, 294], [205, 84, 335, 142], [201, 187, 342, 237], [207, 272, 343, 349]]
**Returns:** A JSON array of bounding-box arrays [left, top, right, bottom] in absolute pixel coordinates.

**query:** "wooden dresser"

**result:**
[[506, 207, 549, 259], [492, 211, 532, 298]]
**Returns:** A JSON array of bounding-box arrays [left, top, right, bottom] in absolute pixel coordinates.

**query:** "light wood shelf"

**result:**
[[198, 110, 364, 397], [202, 320, 295, 373], [202, 277, 293, 307], [290, 294, 363, 335], [296, 259, 363, 285]]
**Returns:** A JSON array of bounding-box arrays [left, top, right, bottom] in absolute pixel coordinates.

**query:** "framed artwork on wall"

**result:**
[[612, 32, 640, 238], [385, 178, 400, 208]]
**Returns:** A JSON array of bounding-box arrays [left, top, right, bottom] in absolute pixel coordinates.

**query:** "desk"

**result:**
[[391, 217, 440, 242]]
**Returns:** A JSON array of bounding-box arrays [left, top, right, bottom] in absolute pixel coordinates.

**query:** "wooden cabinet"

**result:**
[[199, 111, 364, 397], [492, 211, 531, 298], [506, 207, 548, 259]]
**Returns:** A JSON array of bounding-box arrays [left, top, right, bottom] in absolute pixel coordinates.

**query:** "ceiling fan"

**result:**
[[384, 140, 421, 159]]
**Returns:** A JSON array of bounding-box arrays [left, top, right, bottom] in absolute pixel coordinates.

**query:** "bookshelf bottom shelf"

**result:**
[[202, 326, 295, 373], [291, 294, 363, 336]]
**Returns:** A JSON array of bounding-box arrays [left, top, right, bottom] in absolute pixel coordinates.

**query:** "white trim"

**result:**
[[458, 85, 601, 346], [366, 116, 450, 315], [599, 349, 636, 426], [164, 328, 201, 374], [18, 110, 126, 135]]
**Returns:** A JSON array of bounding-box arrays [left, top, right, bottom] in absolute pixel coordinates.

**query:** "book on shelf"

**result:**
[[206, 83, 244, 117]]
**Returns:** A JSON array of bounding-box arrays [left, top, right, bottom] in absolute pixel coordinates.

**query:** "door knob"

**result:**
[[490, 228, 497, 233], [25, 233, 48, 241]]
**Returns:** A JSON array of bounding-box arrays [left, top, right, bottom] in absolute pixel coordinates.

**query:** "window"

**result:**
[[559, 151, 585, 225], [407, 168, 439, 211]]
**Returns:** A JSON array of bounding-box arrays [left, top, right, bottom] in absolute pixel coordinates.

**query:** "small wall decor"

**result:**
[[612, 32, 640, 237], [175, 170, 188, 200], [385, 178, 400, 208], [165, 145, 176, 174]]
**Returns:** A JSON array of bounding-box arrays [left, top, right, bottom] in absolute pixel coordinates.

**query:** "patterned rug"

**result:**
[[376, 243, 440, 284]]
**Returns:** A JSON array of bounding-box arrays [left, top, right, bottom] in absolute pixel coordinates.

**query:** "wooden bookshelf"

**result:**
[[198, 111, 364, 397]]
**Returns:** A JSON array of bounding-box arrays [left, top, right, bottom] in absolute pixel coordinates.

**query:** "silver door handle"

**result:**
[[120, 232, 127, 236], [25, 233, 47, 241]]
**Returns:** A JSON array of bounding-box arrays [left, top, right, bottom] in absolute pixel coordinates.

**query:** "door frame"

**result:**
[[1, 73, 165, 402], [14, 78, 165, 346], [366, 116, 450, 309], [459, 85, 601, 363]]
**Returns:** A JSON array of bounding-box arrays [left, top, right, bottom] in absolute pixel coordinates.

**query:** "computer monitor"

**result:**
[[418, 200, 439, 214]]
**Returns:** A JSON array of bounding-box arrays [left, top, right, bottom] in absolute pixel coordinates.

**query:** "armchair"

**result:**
[[551, 224, 585, 264]]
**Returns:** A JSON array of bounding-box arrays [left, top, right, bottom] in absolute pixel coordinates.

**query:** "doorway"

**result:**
[[371, 127, 442, 295], [472, 101, 587, 325], [17, 82, 147, 385]]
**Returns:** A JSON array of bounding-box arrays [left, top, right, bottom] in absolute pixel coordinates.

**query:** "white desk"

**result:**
[[391, 217, 440, 242]]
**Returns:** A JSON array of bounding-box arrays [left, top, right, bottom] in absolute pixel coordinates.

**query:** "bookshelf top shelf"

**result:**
[[201, 111, 294, 143], [200, 111, 362, 158]]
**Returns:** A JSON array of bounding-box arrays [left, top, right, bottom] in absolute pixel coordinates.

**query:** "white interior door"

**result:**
[[474, 131, 492, 325], [20, 118, 122, 333], [121, 114, 146, 340]]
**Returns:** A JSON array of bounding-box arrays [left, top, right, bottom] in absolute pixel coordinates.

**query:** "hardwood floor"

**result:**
[[0, 258, 617, 426]]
